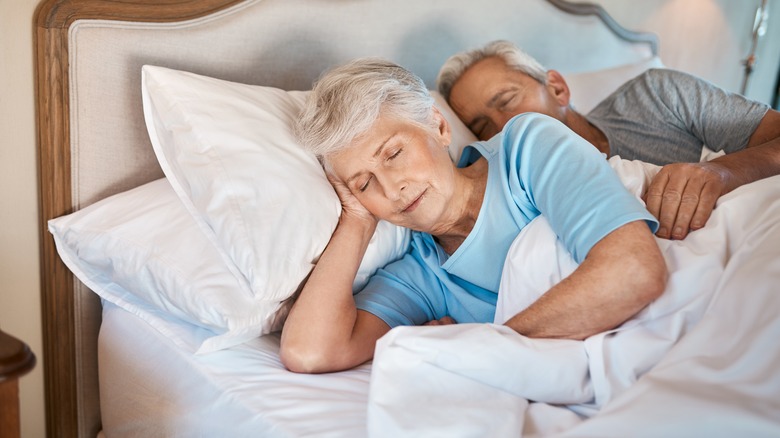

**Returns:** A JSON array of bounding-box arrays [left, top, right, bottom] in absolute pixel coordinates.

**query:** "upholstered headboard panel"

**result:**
[[35, 0, 656, 435], [67, 0, 655, 209]]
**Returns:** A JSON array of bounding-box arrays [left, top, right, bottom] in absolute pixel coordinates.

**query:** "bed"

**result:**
[[33, 0, 780, 437]]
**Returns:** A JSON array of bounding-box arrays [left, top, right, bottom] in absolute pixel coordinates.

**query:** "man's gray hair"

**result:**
[[296, 57, 435, 160], [436, 40, 548, 101]]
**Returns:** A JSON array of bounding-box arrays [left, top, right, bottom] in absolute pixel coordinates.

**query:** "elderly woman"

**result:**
[[280, 58, 667, 374]]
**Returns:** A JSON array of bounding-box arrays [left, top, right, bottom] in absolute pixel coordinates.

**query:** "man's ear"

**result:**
[[545, 70, 571, 107], [431, 106, 452, 148]]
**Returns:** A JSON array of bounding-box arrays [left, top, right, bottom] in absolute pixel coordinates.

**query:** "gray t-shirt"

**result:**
[[586, 69, 769, 165]]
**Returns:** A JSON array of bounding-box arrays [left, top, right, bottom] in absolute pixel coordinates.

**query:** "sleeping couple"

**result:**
[[279, 41, 780, 391]]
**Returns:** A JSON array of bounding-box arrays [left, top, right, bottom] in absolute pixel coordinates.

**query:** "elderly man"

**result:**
[[438, 40, 780, 240]]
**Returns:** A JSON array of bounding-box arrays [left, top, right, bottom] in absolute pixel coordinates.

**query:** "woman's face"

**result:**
[[328, 109, 456, 233]]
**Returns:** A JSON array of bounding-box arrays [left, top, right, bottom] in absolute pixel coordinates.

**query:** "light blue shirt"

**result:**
[[355, 113, 658, 328]]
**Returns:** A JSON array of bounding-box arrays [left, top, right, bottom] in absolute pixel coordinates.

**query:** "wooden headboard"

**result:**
[[33, 0, 657, 435]]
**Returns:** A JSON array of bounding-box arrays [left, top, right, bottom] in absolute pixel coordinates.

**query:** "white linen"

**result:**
[[49, 178, 268, 353], [99, 301, 373, 437], [563, 57, 665, 113], [140, 67, 478, 329], [367, 170, 780, 436], [95, 164, 780, 437], [142, 65, 411, 302]]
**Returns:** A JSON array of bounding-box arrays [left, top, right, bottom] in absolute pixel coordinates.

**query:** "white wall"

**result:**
[[0, 1, 777, 438], [578, 0, 780, 105], [0, 0, 47, 436]]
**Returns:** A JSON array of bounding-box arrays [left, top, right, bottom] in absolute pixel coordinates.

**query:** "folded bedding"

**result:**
[[368, 165, 780, 436], [99, 301, 373, 437], [91, 147, 780, 438], [53, 61, 780, 436]]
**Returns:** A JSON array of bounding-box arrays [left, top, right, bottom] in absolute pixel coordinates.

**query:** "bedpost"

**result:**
[[34, 2, 78, 435]]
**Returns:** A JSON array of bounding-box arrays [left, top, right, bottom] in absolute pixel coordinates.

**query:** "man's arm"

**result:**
[[646, 109, 780, 240], [504, 220, 666, 339]]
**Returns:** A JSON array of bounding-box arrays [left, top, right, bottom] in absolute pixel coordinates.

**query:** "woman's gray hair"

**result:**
[[436, 40, 548, 101], [296, 57, 435, 161]]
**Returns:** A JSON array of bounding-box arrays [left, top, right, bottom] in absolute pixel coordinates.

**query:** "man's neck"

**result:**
[[565, 111, 610, 156]]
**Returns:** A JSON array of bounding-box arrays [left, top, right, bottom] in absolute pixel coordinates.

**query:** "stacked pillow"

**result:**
[[49, 57, 662, 354], [563, 56, 664, 113], [48, 66, 477, 353]]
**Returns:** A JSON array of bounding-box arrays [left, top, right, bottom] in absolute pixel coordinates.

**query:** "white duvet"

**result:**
[[367, 157, 780, 437]]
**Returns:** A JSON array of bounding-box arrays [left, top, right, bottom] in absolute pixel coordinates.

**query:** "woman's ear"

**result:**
[[545, 70, 572, 108], [431, 106, 452, 148]]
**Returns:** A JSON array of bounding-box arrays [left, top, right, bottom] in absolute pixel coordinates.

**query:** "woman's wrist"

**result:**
[[338, 211, 378, 239]]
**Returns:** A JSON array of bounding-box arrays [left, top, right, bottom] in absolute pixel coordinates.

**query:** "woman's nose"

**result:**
[[379, 171, 406, 201]]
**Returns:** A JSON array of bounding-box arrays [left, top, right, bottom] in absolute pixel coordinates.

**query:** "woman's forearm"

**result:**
[[504, 221, 667, 340], [280, 214, 381, 372]]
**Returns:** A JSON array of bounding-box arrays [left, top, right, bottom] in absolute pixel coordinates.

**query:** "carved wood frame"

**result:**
[[34, 2, 244, 435], [33, 0, 657, 436]]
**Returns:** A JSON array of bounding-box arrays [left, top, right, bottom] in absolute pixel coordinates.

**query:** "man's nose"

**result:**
[[479, 118, 502, 141]]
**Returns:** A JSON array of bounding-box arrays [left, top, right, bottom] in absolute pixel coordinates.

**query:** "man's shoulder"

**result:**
[[589, 68, 701, 116], [632, 68, 706, 88], [610, 68, 686, 96]]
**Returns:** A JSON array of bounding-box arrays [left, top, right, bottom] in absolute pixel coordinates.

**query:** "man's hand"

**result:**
[[645, 110, 780, 240], [643, 162, 729, 240]]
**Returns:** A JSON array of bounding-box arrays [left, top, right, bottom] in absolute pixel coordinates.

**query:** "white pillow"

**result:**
[[142, 65, 414, 306], [564, 56, 665, 113], [49, 178, 274, 354], [142, 66, 478, 304], [431, 91, 479, 162]]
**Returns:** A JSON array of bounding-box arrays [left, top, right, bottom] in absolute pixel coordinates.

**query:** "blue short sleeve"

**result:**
[[355, 233, 499, 328], [503, 113, 658, 262], [354, 250, 443, 327]]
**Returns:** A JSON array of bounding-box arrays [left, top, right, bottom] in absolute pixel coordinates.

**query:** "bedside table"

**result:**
[[0, 329, 36, 438]]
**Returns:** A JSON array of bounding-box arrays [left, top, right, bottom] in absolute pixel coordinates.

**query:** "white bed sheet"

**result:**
[[367, 173, 780, 437], [99, 168, 780, 438], [98, 301, 372, 437]]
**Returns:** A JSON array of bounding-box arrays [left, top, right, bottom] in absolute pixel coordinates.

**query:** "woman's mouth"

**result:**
[[402, 189, 427, 213]]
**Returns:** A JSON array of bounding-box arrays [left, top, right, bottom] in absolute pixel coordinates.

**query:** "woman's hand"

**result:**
[[327, 173, 377, 225], [423, 316, 457, 326], [281, 172, 386, 373]]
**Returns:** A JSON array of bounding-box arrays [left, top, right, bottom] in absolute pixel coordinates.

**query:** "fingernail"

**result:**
[[658, 227, 667, 237], [673, 227, 683, 238]]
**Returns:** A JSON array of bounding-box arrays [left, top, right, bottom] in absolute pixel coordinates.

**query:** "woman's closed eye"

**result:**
[[358, 176, 372, 192], [356, 149, 403, 192], [387, 148, 402, 161]]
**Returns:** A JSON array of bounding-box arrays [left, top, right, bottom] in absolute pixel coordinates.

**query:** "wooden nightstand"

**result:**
[[0, 329, 36, 438]]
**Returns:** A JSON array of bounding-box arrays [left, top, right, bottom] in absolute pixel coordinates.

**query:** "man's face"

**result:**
[[448, 56, 568, 141]]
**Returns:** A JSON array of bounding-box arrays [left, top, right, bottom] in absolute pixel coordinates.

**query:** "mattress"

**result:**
[[97, 174, 780, 438], [98, 301, 372, 437]]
